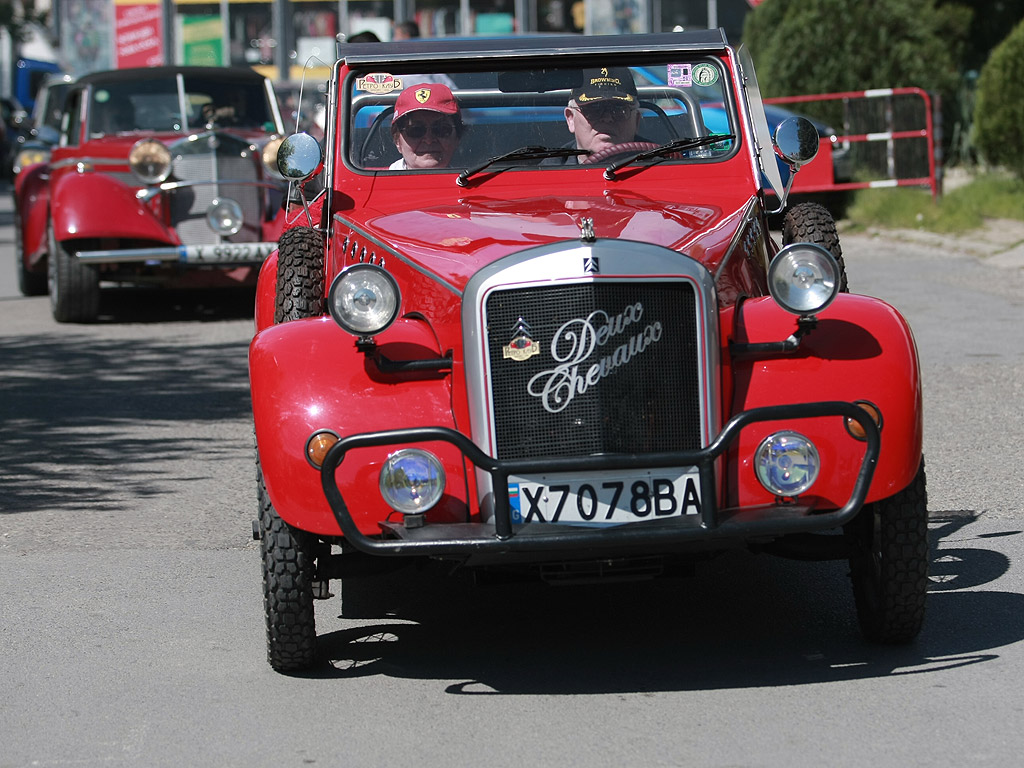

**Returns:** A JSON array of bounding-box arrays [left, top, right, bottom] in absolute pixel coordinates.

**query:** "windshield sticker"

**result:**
[[667, 64, 692, 87], [357, 73, 403, 94], [691, 63, 719, 87], [94, 89, 112, 103]]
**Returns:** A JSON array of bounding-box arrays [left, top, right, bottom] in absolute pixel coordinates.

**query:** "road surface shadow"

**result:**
[[301, 511, 1022, 693]]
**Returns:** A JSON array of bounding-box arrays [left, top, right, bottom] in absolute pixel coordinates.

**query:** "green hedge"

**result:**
[[973, 19, 1024, 178]]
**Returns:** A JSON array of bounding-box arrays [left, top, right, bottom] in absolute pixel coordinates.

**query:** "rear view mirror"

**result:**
[[773, 117, 819, 169], [277, 132, 323, 180]]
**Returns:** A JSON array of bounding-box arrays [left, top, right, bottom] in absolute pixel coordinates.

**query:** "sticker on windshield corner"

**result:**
[[356, 73, 404, 94], [691, 63, 719, 87], [667, 63, 693, 87]]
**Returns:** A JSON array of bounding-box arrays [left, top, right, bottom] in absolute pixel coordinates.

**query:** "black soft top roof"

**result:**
[[76, 66, 269, 87], [338, 30, 731, 68]]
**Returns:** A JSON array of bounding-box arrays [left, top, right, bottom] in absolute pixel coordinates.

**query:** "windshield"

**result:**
[[87, 74, 276, 137], [346, 57, 737, 172]]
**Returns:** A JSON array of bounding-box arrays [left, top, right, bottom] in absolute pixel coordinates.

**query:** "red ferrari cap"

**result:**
[[393, 83, 460, 120]]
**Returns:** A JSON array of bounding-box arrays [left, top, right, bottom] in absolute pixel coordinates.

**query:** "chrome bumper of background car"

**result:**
[[319, 401, 880, 558], [76, 242, 277, 265]]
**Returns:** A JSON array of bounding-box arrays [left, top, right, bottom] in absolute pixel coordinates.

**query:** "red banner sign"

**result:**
[[115, 1, 165, 69]]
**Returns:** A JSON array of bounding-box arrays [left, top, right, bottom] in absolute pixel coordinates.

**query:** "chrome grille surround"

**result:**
[[166, 132, 264, 245], [463, 239, 721, 521]]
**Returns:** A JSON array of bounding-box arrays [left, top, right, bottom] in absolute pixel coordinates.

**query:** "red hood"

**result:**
[[344, 191, 753, 292]]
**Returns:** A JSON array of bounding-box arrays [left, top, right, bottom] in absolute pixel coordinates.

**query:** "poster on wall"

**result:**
[[60, 0, 114, 75], [178, 15, 224, 66], [115, 0, 165, 68]]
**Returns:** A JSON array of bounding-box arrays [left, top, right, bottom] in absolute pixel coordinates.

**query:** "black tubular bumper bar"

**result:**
[[318, 401, 880, 557]]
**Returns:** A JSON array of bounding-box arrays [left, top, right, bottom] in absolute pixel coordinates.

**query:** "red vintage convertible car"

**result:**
[[13, 66, 289, 322], [251, 31, 928, 672]]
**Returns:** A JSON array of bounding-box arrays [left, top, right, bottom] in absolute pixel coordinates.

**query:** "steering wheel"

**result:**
[[580, 141, 661, 165]]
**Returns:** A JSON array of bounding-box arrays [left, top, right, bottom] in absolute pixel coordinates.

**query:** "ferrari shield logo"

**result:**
[[415, 88, 432, 104]]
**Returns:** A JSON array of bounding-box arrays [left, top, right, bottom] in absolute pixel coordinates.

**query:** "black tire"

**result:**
[[258, 458, 318, 671], [48, 223, 100, 323], [274, 226, 325, 323], [845, 459, 929, 643], [781, 201, 848, 293], [14, 201, 47, 296]]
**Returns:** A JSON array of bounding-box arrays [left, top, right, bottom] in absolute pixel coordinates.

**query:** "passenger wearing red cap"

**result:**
[[389, 83, 463, 169]]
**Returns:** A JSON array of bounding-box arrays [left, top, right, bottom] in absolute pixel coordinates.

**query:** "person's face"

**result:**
[[565, 100, 640, 154], [392, 111, 459, 168]]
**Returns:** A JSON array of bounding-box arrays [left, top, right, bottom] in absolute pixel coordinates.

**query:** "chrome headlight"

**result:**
[[768, 243, 840, 315], [13, 147, 50, 175], [328, 264, 400, 336], [379, 449, 445, 514], [755, 431, 820, 497], [129, 139, 172, 184], [262, 136, 284, 178], [206, 197, 244, 236]]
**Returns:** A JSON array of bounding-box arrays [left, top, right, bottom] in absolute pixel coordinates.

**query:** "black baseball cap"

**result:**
[[572, 67, 638, 105]]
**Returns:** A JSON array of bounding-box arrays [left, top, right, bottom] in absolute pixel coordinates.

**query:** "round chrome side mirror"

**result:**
[[277, 133, 323, 180], [773, 117, 819, 169]]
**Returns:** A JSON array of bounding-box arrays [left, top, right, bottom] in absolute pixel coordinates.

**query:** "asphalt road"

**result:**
[[2, 184, 1023, 767]]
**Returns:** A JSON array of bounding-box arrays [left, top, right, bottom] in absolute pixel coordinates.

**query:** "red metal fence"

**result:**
[[766, 87, 939, 199]]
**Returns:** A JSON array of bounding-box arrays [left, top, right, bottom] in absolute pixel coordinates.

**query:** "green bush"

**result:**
[[741, 0, 968, 129], [973, 19, 1024, 179]]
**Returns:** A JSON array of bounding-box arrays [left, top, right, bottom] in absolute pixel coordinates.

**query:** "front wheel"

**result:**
[[48, 223, 100, 323], [258, 458, 317, 671], [845, 460, 929, 643], [14, 202, 47, 296]]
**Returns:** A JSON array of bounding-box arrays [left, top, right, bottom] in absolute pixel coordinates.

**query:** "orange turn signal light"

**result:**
[[306, 430, 340, 468], [845, 401, 882, 441]]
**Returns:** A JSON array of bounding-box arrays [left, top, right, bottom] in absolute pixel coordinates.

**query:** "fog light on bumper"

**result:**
[[379, 449, 445, 515], [755, 431, 820, 497], [206, 197, 244, 235]]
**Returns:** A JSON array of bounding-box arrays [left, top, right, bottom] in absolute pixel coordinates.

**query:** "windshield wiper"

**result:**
[[604, 134, 737, 179], [457, 146, 591, 186]]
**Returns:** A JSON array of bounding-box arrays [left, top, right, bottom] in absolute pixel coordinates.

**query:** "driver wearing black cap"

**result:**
[[564, 67, 641, 159]]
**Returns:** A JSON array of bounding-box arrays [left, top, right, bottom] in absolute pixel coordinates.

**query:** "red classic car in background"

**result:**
[[251, 31, 928, 672], [13, 66, 289, 322]]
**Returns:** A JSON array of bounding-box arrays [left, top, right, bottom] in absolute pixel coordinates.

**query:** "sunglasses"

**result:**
[[399, 121, 456, 140], [575, 103, 636, 123]]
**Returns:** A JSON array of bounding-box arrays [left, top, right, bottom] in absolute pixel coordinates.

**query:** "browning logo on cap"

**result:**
[[572, 66, 638, 105]]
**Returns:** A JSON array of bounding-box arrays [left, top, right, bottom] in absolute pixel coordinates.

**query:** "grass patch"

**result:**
[[843, 171, 1024, 234]]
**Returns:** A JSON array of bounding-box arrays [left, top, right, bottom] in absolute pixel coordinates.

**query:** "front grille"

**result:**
[[485, 282, 702, 460], [167, 134, 263, 245]]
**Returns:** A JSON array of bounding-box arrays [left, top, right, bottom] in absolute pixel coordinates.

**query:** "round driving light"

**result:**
[[379, 449, 445, 514], [129, 138, 172, 184], [206, 197, 244, 236], [845, 401, 882, 441], [262, 136, 284, 178], [328, 264, 401, 336], [768, 243, 840, 315], [755, 431, 820, 497], [305, 430, 340, 468]]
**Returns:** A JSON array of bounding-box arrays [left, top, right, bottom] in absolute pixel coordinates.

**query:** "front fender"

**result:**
[[51, 172, 173, 244], [250, 315, 463, 536], [730, 293, 923, 507], [254, 251, 278, 332]]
